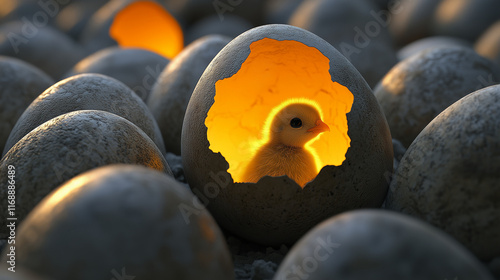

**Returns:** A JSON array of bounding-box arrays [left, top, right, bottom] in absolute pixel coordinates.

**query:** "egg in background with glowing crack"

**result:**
[[181, 24, 393, 246]]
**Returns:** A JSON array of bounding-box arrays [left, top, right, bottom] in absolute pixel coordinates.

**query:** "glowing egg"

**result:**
[[182, 24, 393, 245], [274, 210, 494, 280], [8, 165, 233, 280], [3, 73, 166, 156], [109, 0, 184, 60], [0, 110, 171, 239], [386, 85, 500, 261]]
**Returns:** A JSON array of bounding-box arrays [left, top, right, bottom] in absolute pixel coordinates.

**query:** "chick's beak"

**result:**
[[307, 119, 330, 133]]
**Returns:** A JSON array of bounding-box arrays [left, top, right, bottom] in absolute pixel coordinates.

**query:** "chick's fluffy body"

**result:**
[[242, 103, 327, 187], [243, 143, 317, 187]]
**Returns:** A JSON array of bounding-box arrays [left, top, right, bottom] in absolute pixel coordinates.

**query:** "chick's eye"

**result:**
[[290, 118, 302, 128]]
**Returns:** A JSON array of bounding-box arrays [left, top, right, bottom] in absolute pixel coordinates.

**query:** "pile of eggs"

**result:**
[[0, 0, 499, 279]]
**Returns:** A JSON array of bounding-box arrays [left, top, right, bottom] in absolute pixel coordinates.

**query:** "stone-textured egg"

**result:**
[[148, 35, 230, 155], [289, 0, 398, 88], [475, 20, 500, 65], [3, 73, 165, 155], [6, 164, 233, 280], [0, 110, 171, 238], [0, 21, 85, 80], [182, 24, 393, 245], [273, 210, 494, 280], [385, 85, 500, 261], [0, 56, 53, 153], [397, 36, 472, 61], [374, 46, 500, 148], [66, 47, 169, 102], [431, 0, 500, 43]]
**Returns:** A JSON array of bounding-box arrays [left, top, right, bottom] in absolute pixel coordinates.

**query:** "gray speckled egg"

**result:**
[[289, 0, 398, 88], [0, 110, 171, 239], [3, 73, 165, 155], [0, 22, 85, 80], [182, 24, 393, 246], [147, 35, 230, 155], [66, 47, 169, 102], [274, 210, 494, 280], [385, 85, 500, 261], [0, 56, 53, 154], [374, 46, 500, 148], [7, 164, 233, 280]]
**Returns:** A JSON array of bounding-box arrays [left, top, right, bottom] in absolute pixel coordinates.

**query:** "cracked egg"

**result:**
[[182, 24, 393, 245]]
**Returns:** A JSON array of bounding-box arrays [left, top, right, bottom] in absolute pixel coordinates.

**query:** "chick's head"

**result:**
[[270, 103, 330, 147]]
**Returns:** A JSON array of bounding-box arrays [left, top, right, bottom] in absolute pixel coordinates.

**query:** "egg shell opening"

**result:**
[[182, 24, 393, 245]]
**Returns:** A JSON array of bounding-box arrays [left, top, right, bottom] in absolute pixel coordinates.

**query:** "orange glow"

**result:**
[[205, 38, 354, 187], [109, 1, 183, 59]]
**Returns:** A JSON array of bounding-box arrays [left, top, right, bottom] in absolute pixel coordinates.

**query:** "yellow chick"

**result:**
[[242, 103, 330, 187]]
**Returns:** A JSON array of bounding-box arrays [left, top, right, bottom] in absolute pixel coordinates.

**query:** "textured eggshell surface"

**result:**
[[0, 56, 53, 153], [148, 35, 231, 155], [182, 24, 393, 245], [374, 46, 500, 148], [0, 110, 171, 239], [3, 73, 166, 155], [273, 210, 494, 280], [385, 85, 500, 261], [6, 165, 233, 280]]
